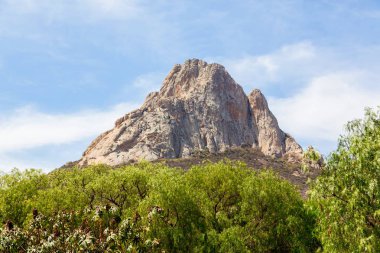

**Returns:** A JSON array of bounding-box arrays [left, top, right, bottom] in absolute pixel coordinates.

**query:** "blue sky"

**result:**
[[1, 0, 380, 171]]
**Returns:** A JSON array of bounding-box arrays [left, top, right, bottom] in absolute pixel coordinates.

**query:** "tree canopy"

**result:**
[[309, 108, 380, 252], [0, 161, 318, 252]]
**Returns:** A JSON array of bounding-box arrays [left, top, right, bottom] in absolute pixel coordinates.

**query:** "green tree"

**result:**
[[0, 169, 48, 226], [185, 161, 249, 233], [309, 108, 380, 252], [140, 166, 206, 252], [88, 166, 150, 213], [240, 171, 318, 252], [30, 165, 110, 219]]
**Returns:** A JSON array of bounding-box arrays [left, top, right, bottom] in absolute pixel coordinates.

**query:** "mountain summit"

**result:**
[[79, 59, 302, 166]]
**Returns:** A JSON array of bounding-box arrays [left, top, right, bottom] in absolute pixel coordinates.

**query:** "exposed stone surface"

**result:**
[[248, 89, 302, 158], [79, 59, 303, 166]]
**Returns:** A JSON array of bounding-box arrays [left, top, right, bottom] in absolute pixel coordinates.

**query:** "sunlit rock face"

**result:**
[[79, 59, 302, 166]]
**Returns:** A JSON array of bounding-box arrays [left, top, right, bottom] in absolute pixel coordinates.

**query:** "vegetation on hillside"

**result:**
[[0, 107, 379, 252]]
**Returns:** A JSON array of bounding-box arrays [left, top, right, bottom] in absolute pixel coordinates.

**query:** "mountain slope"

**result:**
[[153, 147, 318, 197]]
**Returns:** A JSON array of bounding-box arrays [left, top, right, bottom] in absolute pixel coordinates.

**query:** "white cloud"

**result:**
[[0, 0, 144, 40], [0, 0, 182, 58], [220, 42, 318, 90], [0, 103, 137, 153], [132, 72, 166, 90], [1, 0, 141, 20], [82, 0, 141, 20], [268, 71, 380, 152], [0, 152, 48, 171]]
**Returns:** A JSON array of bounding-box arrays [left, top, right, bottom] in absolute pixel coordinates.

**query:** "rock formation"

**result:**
[[79, 59, 302, 166]]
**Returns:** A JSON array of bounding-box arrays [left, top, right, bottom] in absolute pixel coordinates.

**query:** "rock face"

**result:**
[[79, 59, 302, 166]]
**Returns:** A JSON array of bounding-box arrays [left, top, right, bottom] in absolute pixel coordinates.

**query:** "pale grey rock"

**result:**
[[79, 59, 302, 166]]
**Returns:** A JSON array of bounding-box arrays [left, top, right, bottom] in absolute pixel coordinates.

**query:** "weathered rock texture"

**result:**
[[79, 59, 302, 166]]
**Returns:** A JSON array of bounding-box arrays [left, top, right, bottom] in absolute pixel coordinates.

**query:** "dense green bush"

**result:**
[[0, 161, 318, 252]]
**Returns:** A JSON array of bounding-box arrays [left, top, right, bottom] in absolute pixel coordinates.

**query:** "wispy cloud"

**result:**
[[131, 72, 166, 91], [81, 0, 141, 20], [0, 103, 137, 153], [269, 71, 380, 153], [0, 0, 185, 60], [218, 42, 319, 93], [0, 0, 147, 46], [0, 0, 141, 21]]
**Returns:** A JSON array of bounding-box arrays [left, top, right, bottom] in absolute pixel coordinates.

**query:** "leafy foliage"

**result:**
[[301, 146, 323, 173], [309, 108, 380, 252], [0, 161, 317, 252]]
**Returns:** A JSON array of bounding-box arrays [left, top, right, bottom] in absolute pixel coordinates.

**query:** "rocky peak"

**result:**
[[248, 89, 300, 158], [79, 59, 302, 167], [157, 59, 239, 99]]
